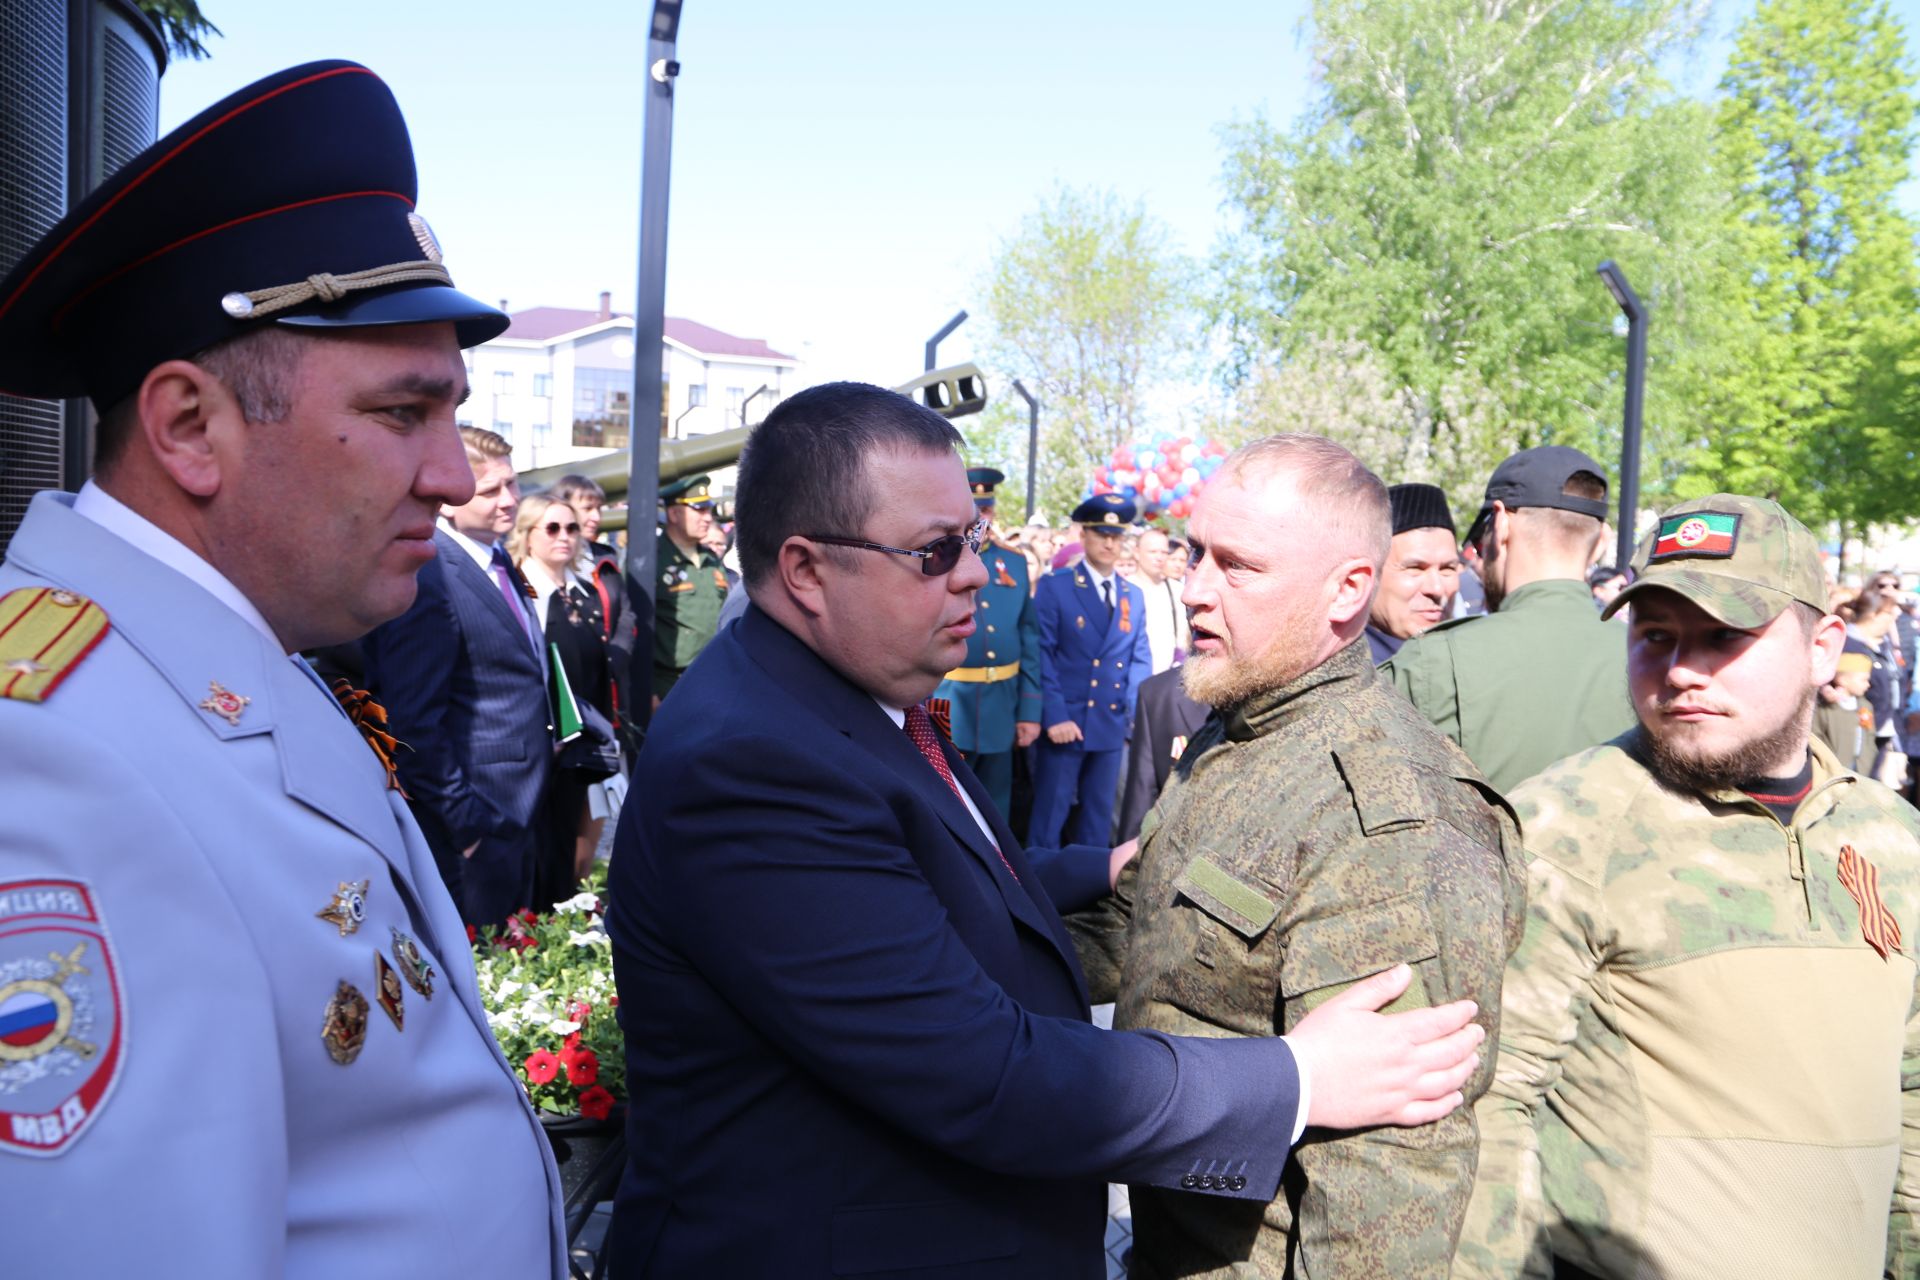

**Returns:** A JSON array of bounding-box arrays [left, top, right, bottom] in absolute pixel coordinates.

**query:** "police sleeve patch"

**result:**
[[0, 880, 125, 1157]]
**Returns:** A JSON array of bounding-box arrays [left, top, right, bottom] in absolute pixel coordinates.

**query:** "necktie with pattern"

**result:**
[[904, 704, 1020, 884], [488, 544, 538, 653]]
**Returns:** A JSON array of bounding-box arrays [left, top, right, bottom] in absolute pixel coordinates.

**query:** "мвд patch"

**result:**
[[0, 880, 124, 1157]]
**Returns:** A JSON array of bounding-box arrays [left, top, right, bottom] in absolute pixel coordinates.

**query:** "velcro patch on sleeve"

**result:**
[[1650, 511, 1739, 561], [0, 880, 125, 1157], [0, 588, 110, 703]]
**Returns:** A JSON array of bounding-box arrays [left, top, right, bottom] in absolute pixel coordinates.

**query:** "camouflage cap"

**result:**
[[1602, 493, 1828, 628]]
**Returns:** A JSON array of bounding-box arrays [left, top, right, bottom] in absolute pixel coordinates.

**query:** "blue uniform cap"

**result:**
[[967, 467, 1005, 508], [0, 60, 507, 411], [1071, 492, 1135, 528]]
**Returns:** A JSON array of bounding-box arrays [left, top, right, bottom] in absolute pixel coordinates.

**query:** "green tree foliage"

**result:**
[[133, 0, 221, 61], [1215, 0, 1726, 501], [975, 188, 1196, 522], [1681, 0, 1920, 535]]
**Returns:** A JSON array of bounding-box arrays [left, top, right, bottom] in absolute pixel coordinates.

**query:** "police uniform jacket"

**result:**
[[1035, 566, 1151, 751], [0, 491, 563, 1277], [935, 542, 1042, 754]]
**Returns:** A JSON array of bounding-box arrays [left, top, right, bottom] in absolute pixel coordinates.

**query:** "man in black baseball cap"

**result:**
[[0, 61, 562, 1275], [1381, 445, 1635, 791]]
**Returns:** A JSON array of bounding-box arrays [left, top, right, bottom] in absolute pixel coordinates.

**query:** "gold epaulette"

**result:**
[[0, 587, 110, 703]]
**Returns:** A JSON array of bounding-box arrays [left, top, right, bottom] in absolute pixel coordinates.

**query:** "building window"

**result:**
[[573, 368, 632, 450], [687, 384, 707, 408], [491, 421, 512, 441], [494, 370, 514, 394], [533, 373, 552, 397], [725, 386, 744, 412]]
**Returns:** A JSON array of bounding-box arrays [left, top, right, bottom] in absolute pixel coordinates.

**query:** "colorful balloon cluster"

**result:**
[[1088, 433, 1228, 522]]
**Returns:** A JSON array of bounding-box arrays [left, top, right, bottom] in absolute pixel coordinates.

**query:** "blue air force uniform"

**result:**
[[1030, 495, 1153, 848], [933, 469, 1042, 818], [0, 62, 562, 1276]]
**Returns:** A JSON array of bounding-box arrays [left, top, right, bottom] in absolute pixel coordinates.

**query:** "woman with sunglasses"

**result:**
[[510, 494, 619, 902]]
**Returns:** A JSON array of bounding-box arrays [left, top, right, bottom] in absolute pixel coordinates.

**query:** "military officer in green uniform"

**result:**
[[1071, 435, 1523, 1279], [1381, 445, 1634, 793], [653, 474, 729, 705], [932, 468, 1041, 819]]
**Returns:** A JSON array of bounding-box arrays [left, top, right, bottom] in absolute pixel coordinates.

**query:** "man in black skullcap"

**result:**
[[0, 61, 562, 1275], [1365, 483, 1463, 664]]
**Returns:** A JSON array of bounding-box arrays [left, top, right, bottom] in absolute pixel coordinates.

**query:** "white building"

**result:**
[[459, 293, 800, 474]]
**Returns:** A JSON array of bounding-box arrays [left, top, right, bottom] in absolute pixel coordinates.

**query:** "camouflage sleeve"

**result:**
[[1453, 849, 1607, 1280], [1890, 959, 1920, 1277], [1280, 817, 1512, 1280], [1063, 814, 1148, 1005], [1381, 639, 1463, 747]]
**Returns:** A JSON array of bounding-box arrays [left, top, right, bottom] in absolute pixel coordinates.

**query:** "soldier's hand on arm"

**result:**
[[1046, 720, 1083, 745], [1015, 720, 1040, 748], [1287, 964, 1482, 1129], [1108, 837, 1138, 890]]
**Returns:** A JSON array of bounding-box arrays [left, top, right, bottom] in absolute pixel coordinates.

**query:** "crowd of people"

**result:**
[[8, 55, 1920, 1280]]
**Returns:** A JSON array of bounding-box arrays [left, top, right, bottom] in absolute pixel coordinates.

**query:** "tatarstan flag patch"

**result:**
[[1650, 511, 1739, 560]]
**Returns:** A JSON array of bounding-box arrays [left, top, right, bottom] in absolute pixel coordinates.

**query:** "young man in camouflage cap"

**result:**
[[1456, 494, 1920, 1280]]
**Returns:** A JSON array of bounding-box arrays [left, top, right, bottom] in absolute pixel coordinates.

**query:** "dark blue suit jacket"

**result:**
[[605, 606, 1300, 1278], [1036, 567, 1153, 751], [363, 528, 553, 923]]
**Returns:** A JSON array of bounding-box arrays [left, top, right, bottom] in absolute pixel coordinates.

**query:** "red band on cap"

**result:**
[[0, 65, 379, 325], [50, 189, 415, 332]]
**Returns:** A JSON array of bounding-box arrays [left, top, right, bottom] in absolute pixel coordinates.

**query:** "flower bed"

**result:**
[[471, 866, 624, 1120]]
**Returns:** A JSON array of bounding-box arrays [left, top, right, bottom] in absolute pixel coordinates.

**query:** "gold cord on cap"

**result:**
[[221, 260, 454, 319]]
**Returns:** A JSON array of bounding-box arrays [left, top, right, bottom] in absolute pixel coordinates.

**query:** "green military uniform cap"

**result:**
[[660, 474, 715, 508], [1603, 493, 1828, 629]]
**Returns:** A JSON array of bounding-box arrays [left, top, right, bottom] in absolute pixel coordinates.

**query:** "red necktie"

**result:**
[[904, 704, 1020, 884]]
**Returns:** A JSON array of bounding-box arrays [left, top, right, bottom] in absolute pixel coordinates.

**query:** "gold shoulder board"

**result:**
[[0, 587, 110, 703]]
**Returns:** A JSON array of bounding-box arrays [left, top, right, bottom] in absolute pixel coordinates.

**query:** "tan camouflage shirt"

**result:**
[[1071, 638, 1524, 1279], [1455, 733, 1920, 1280]]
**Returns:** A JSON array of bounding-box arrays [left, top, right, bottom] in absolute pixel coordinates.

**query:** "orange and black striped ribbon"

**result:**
[[925, 697, 953, 742], [331, 678, 409, 796], [1838, 844, 1902, 959]]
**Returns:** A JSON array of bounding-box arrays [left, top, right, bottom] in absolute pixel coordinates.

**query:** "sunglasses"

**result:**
[[543, 521, 581, 537], [804, 516, 987, 576]]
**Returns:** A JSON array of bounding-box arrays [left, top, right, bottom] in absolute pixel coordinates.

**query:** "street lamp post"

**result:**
[[741, 383, 771, 428], [625, 0, 683, 730], [1011, 378, 1039, 522], [1596, 260, 1646, 572], [925, 310, 967, 373]]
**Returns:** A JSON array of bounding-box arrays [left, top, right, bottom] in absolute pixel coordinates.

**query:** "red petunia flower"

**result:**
[[608, 995, 620, 1008], [565, 1047, 599, 1086], [564, 1031, 582, 1052], [578, 1085, 615, 1121], [568, 1000, 593, 1025], [517, 909, 540, 926], [524, 1048, 561, 1085], [465, 924, 478, 944]]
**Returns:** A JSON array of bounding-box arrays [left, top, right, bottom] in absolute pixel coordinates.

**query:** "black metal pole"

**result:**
[[627, 0, 683, 727], [740, 383, 770, 428], [925, 310, 967, 373], [1597, 261, 1646, 572], [1011, 378, 1038, 522]]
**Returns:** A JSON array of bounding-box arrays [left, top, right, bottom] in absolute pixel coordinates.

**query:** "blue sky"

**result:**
[[159, 1, 1920, 388]]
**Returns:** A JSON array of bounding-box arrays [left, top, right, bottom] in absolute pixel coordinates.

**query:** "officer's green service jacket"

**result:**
[[1456, 733, 1920, 1280], [1070, 639, 1525, 1279], [653, 529, 727, 698], [1382, 578, 1634, 793]]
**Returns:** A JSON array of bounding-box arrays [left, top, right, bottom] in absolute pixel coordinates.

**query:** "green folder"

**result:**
[[550, 642, 584, 744]]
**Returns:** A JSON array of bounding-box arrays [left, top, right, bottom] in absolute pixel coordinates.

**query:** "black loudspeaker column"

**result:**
[[0, 0, 164, 554]]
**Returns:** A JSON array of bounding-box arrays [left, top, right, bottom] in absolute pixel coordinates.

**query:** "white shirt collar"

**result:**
[[873, 697, 906, 728], [1084, 565, 1114, 593], [438, 516, 499, 572], [72, 480, 283, 650]]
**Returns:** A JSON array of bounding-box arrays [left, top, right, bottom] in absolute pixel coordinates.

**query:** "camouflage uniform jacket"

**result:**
[[1455, 732, 1920, 1280], [1070, 638, 1525, 1279]]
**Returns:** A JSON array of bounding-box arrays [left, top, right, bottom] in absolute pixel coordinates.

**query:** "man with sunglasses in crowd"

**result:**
[[604, 381, 1491, 1278], [1382, 446, 1635, 792], [1029, 493, 1155, 849]]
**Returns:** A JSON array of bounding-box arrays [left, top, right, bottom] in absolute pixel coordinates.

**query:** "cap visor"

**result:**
[[1602, 569, 1794, 629], [273, 284, 510, 347], [1462, 505, 1492, 547]]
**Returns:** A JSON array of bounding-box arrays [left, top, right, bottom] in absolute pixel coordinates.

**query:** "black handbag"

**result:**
[[557, 702, 621, 782]]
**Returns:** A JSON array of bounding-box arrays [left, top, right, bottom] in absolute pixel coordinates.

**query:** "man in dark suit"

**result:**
[[364, 427, 553, 926], [605, 381, 1489, 1278], [1115, 666, 1211, 843]]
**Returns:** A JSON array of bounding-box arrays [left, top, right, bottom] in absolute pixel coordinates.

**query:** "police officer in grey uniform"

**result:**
[[0, 62, 563, 1275]]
